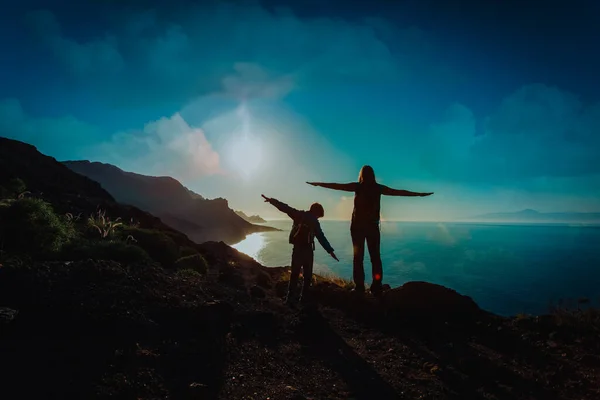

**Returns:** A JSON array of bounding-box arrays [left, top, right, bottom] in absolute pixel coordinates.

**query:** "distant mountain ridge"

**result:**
[[465, 209, 600, 223], [63, 160, 278, 244], [0, 137, 187, 234], [235, 210, 267, 224], [0, 137, 114, 209]]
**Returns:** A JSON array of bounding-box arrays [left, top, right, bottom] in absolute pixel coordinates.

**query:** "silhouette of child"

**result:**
[[262, 194, 338, 305]]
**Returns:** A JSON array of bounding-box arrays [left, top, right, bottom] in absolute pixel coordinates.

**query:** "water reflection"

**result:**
[[232, 233, 266, 262]]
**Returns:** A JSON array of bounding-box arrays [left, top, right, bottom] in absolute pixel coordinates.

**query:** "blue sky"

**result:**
[[1, 0, 600, 220]]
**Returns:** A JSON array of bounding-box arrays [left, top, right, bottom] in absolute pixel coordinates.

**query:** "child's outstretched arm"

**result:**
[[314, 220, 339, 261], [261, 194, 301, 220]]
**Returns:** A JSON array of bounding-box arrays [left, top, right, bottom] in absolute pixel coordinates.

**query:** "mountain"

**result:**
[[464, 209, 600, 223], [235, 210, 267, 223], [63, 160, 278, 244], [0, 137, 203, 238], [0, 138, 113, 205]]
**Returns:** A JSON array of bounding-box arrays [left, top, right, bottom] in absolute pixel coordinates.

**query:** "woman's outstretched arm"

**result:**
[[380, 185, 433, 197], [306, 182, 358, 192]]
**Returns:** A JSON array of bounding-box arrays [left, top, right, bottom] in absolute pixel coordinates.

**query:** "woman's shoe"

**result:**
[[370, 281, 383, 297]]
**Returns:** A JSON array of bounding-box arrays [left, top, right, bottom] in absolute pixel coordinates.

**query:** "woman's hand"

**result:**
[[261, 194, 272, 202], [420, 192, 434, 197], [306, 182, 318, 186]]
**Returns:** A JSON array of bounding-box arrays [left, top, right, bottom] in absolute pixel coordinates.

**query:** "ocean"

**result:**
[[233, 220, 600, 316]]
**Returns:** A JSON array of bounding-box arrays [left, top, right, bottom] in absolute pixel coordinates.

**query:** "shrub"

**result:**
[[176, 268, 203, 279], [0, 178, 28, 200], [64, 239, 152, 264], [0, 198, 75, 257], [120, 227, 180, 267], [8, 178, 26, 194], [255, 270, 273, 288], [180, 246, 201, 258], [174, 254, 208, 274]]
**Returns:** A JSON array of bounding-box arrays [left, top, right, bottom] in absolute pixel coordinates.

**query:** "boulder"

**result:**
[[382, 281, 481, 320]]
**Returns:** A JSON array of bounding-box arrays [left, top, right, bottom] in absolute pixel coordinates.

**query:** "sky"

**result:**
[[1, 0, 600, 220]]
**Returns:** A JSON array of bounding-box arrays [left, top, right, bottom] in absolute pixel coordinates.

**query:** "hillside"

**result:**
[[0, 137, 598, 399], [0, 137, 114, 210], [235, 210, 267, 223], [465, 209, 600, 224], [63, 160, 278, 244], [0, 137, 208, 243]]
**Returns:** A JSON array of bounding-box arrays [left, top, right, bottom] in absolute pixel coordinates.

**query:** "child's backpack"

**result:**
[[288, 212, 315, 248]]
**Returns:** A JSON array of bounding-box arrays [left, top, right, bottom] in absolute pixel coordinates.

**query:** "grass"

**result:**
[[549, 298, 600, 331], [273, 267, 354, 290], [87, 209, 123, 239], [314, 273, 355, 289]]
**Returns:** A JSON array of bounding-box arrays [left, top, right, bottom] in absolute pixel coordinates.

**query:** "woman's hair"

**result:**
[[358, 165, 376, 184]]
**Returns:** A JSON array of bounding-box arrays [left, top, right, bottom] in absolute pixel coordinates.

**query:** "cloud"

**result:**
[[221, 63, 295, 100], [0, 98, 103, 159], [26, 10, 125, 77], [24, 4, 429, 107], [96, 113, 221, 179], [420, 84, 600, 191], [194, 100, 356, 206]]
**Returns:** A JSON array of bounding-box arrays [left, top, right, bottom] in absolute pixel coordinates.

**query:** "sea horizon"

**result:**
[[234, 220, 600, 317]]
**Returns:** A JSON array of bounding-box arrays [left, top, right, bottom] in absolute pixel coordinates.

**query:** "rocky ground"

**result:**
[[1, 241, 599, 400]]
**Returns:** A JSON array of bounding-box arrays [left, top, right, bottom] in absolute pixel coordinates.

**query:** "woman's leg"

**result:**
[[351, 228, 366, 291], [366, 224, 383, 294]]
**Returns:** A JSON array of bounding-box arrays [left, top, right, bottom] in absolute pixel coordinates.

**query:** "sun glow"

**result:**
[[230, 134, 262, 177], [227, 103, 264, 179]]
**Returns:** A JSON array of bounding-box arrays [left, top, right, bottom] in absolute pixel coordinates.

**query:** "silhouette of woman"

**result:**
[[307, 165, 433, 296]]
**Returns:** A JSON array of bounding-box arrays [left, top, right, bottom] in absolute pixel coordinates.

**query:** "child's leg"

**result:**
[[300, 249, 314, 303], [286, 247, 302, 303]]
